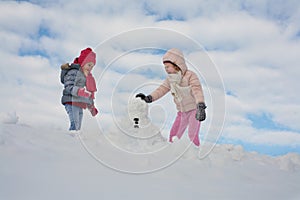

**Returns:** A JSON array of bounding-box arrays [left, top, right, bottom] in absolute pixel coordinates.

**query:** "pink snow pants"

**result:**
[[169, 109, 201, 146]]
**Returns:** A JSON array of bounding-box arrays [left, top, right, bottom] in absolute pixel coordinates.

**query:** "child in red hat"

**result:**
[[60, 47, 98, 134]]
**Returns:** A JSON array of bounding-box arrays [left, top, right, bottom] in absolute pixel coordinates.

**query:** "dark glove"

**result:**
[[89, 105, 98, 117], [135, 93, 153, 103], [195, 102, 206, 121]]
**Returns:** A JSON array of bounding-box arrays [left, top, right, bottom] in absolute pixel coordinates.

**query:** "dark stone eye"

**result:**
[[133, 118, 139, 123]]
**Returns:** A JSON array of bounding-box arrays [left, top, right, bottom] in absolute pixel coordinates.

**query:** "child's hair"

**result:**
[[163, 61, 181, 72]]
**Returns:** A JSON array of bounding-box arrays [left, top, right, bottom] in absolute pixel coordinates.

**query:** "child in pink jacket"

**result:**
[[136, 48, 206, 146]]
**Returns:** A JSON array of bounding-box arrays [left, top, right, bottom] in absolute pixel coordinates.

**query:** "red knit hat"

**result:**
[[73, 47, 96, 67]]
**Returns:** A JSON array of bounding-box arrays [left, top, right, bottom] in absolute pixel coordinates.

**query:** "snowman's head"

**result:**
[[128, 97, 148, 127]]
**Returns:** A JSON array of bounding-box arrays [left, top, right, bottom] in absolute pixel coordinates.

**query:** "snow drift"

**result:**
[[0, 123, 300, 200]]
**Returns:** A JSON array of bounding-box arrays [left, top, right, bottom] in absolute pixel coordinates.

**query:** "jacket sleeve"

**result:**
[[60, 69, 67, 84], [189, 71, 205, 103], [63, 70, 80, 97], [150, 79, 171, 101]]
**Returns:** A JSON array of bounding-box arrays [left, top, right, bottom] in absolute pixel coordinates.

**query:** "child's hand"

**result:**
[[77, 88, 92, 98], [89, 105, 98, 116], [91, 107, 98, 116], [196, 102, 206, 121]]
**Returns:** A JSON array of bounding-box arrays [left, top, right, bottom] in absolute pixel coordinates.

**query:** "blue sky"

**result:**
[[1, 0, 300, 156]]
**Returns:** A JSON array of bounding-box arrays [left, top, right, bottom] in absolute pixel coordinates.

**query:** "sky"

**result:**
[[0, 0, 300, 156]]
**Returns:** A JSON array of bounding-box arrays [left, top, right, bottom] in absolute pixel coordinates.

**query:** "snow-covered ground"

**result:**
[[0, 123, 300, 200]]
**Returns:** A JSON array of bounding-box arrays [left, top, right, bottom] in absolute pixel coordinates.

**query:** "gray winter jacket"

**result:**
[[60, 63, 94, 106]]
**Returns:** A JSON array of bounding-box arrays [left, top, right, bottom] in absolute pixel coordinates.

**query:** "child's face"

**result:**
[[82, 62, 95, 75], [164, 62, 178, 74]]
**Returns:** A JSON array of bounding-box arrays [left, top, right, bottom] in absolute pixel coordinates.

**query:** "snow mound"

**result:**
[[0, 111, 19, 124], [106, 97, 167, 152], [276, 153, 300, 171], [1, 124, 300, 200], [1, 123, 300, 172], [201, 143, 300, 172], [203, 144, 246, 165]]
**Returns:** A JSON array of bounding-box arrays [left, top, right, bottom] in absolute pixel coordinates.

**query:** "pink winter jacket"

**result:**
[[150, 48, 205, 112]]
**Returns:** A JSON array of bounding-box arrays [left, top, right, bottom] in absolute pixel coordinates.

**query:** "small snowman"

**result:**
[[125, 96, 166, 145]]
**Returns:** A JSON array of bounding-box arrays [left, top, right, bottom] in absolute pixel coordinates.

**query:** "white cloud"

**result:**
[[0, 1, 43, 36]]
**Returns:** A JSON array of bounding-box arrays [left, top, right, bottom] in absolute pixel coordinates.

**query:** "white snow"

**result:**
[[0, 111, 19, 124], [0, 123, 300, 200]]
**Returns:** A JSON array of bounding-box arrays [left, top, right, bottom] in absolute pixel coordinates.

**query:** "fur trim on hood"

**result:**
[[61, 63, 70, 70]]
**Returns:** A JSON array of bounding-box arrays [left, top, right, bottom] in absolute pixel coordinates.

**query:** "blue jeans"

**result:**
[[65, 104, 83, 131]]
